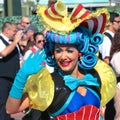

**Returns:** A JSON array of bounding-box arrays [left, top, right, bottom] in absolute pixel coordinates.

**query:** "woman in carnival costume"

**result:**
[[6, 1, 116, 120]]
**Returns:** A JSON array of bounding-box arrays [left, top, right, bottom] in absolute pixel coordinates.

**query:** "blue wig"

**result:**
[[44, 26, 103, 69]]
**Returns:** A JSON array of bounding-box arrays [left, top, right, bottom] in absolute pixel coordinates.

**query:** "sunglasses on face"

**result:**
[[37, 40, 46, 44], [23, 22, 30, 24], [113, 20, 120, 24]]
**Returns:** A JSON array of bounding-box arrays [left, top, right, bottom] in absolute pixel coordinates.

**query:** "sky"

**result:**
[[0, 0, 3, 4], [35, 0, 109, 5], [0, 0, 109, 4]]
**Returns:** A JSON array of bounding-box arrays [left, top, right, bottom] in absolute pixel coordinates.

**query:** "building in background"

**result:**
[[0, 0, 120, 17], [0, 0, 3, 16], [38, 0, 109, 7]]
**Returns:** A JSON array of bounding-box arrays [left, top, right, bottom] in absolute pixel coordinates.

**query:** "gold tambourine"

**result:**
[[24, 68, 54, 111], [94, 59, 117, 106]]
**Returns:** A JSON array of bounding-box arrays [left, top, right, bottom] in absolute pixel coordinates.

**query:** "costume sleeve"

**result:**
[[24, 68, 54, 111], [94, 59, 117, 106]]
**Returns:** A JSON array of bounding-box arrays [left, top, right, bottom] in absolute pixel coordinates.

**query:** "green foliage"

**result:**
[[0, 15, 44, 32], [106, 6, 120, 15]]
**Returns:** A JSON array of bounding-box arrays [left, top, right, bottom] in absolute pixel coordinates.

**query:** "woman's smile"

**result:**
[[59, 60, 71, 67]]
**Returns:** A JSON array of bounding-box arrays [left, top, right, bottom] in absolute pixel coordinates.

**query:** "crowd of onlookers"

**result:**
[[99, 12, 120, 120], [0, 1, 120, 120], [0, 0, 56, 119], [0, 16, 53, 120]]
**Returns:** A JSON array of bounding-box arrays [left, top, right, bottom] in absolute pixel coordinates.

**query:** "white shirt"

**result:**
[[0, 33, 11, 59], [99, 30, 114, 59], [0, 33, 21, 60], [110, 52, 120, 77], [0, 33, 9, 52], [23, 46, 38, 61]]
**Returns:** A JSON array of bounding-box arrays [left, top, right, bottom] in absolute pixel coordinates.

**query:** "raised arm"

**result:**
[[6, 50, 46, 114]]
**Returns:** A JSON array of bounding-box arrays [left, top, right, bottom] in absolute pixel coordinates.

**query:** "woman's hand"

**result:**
[[9, 50, 46, 99]]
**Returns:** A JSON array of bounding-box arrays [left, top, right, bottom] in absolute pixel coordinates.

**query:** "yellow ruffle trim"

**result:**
[[24, 68, 54, 111], [94, 59, 117, 106]]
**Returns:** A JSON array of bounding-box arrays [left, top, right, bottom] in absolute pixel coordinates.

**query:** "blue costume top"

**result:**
[[47, 68, 101, 117], [62, 89, 100, 115]]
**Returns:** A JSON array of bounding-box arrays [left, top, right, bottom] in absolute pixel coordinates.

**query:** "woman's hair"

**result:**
[[23, 41, 35, 55], [44, 25, 103, 69], [110, 29, 120, 60], [33, 32, 45, 42]]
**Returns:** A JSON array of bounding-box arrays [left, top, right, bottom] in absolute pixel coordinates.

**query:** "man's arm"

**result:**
[[99, 36, 111, 64], [0, 31, 22, 57]]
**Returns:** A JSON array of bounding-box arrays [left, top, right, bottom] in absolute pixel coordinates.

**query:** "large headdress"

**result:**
[[36, 0, 109, 69]]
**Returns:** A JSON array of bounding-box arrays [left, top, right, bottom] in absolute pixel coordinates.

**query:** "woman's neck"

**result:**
[[72, 70, 84, 79], [59, 66, 84, 79]]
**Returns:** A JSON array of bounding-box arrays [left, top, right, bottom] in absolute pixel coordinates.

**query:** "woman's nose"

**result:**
[[60, 52, 67, 59]]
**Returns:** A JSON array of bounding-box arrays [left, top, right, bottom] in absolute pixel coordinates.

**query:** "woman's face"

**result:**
[[54, 44, 79, 74], [35, 35, 45, 50]]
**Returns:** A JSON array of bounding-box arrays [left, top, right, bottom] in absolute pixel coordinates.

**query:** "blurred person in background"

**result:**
[[18, 24, 38, 58], [99, 12, 120, 64], [99, 12, 120, 120], [23, 32, 45, 61], [17, 16, 31, 31], [110, 29, 120, 120], [23, 32, 54, 73], [0, 22, 23, 120]]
